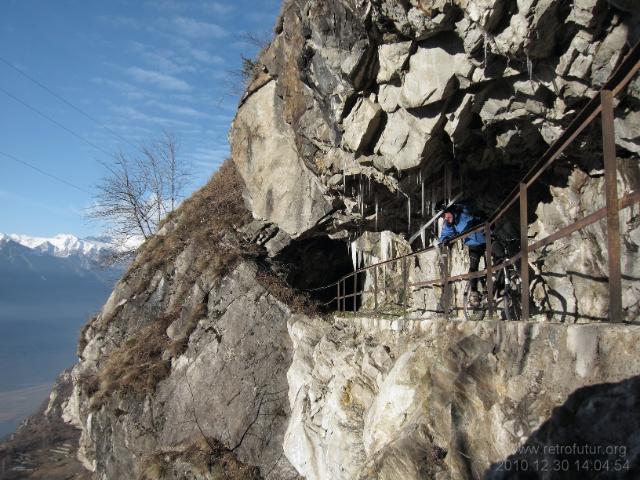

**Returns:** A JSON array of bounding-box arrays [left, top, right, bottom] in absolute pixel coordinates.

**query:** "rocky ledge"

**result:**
[[285, 315, 640, 479]]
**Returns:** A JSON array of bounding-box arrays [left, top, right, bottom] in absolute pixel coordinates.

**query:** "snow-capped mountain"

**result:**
[[0, 232, 133, 437], [0, 233, 112, 261], [0, 233, 142, 262]]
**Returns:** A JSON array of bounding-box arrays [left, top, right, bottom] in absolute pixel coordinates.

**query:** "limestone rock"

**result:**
[[592, 23, 629, 86], [284, 317, 640, 480], [493, 13, 530, 56], [400, 39, 472, 108], [465, 0, 508, 31], [69, 258, 303, 480], [556, 30, 593, 76], [374, 108, 443, 170], [377, 41, 412, 83], [375, 0, 458, 39], [231, 81, 332, 237], [615, 108, 640, 154], [23, 2, 640, 480], [342, 96, 384, 152], [377, 83, 402, 113], [528, 164, 640, 321], [444, 93, 474, 145], [567, 0, 600, 27]]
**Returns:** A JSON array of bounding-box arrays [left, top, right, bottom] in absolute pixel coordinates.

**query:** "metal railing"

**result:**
[[314, 40, 640, 323]]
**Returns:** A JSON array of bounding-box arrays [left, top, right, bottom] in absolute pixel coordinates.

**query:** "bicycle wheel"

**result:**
[[463, 281, 486, 321], [503, 269, 522, 321]]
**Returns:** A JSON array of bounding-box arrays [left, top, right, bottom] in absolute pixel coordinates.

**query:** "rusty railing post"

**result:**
[[353, 273, 357, 313], [519, 183, 530, 321], [383, 264, 387, 299], [601, 89, 623, 323], [374, 265, 379, 312], [485, 225, 494, 318], [402, 257, 408, 310], [442, 246, 450, 319]]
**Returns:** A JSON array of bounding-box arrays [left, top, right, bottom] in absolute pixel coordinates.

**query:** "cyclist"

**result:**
[[438, 202, 486, 308]]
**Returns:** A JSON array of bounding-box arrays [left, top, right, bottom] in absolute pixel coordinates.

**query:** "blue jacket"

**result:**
[[439, 206, 485, 247]]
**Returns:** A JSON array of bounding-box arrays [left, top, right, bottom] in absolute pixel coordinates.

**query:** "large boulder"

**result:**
[[374, 108, 444, 170], [342, 96, 384, 152], [231, 81, 332, 238], [400, 39, 473, 108], [376, 41, 412, 83]]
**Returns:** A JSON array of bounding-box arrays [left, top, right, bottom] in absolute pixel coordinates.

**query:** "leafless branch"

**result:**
[[88, 132, 191, 250]]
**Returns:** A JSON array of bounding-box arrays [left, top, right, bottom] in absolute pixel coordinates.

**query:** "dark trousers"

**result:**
[[468, 240, 505, 292], [468, 245, 485, 292]]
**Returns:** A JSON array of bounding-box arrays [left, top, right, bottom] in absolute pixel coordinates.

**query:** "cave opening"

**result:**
[[274, 235, 358, 310]]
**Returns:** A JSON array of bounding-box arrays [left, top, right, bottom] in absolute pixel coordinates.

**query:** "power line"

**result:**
[[0, 84, 115, 164], [0, 149, 92, 194], [0, 55, 139, 150]]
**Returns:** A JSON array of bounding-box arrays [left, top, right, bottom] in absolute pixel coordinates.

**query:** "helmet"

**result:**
[[435, 200, 448, 212]]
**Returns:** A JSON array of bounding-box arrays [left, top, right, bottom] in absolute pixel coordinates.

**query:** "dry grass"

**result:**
[[139, 436, 261, 480], [77, 315, 97, 357], [256, 268, 318, 316], [124, 159, 256, 298], [85, 313, 176, 410], [81, 159, 318, 408], [82, 301, 210, 410]]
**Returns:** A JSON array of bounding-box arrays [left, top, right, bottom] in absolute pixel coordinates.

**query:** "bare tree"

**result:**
[[89, 132, 190, 251]]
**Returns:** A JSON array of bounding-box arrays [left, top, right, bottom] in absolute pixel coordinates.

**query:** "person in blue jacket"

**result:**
[[439, 203, 486, 307]]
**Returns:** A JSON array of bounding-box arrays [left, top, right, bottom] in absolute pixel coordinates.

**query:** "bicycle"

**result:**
[[463, 238, 522, 321]]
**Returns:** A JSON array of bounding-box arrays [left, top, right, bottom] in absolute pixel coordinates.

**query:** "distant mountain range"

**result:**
[[0, 232, 138, 261], [0, 233, 133, 438]]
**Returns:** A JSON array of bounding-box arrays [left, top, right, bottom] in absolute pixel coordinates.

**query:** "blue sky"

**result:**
[[0, 0, 280, 238]]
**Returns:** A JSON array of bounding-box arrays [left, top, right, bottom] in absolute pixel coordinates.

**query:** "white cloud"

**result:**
[[173, 17, 228, 38], [131, 41, 203, 75], [110, 105, 194, 128], [91, 77, 154, 100], [126, 67, 192, 92], [202, 2, 235, 15], [188, 144, 229, 166], [189, 48, 224, 65], [146, 100, 210, 118]]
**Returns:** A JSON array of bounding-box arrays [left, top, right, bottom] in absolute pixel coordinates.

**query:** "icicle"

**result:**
[[420, 228, 426, 249], [421, 180, 425, 217], [526, 55, 533, 82], [351, 241, 358, 271], [407, 198, 411, 234], [380, 231, 392, 262], [383, 263, 387, 293], [375, 196, 379, 231]]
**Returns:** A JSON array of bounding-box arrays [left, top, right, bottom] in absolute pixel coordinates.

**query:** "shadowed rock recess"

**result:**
[[2, 1, 640, 479]]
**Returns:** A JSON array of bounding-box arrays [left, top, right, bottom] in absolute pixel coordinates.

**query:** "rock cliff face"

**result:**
[[57, 163, 308, 479], [232, 0, 640, 319], [284, 316, 640, 479], [5, 1, 640, 479]]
